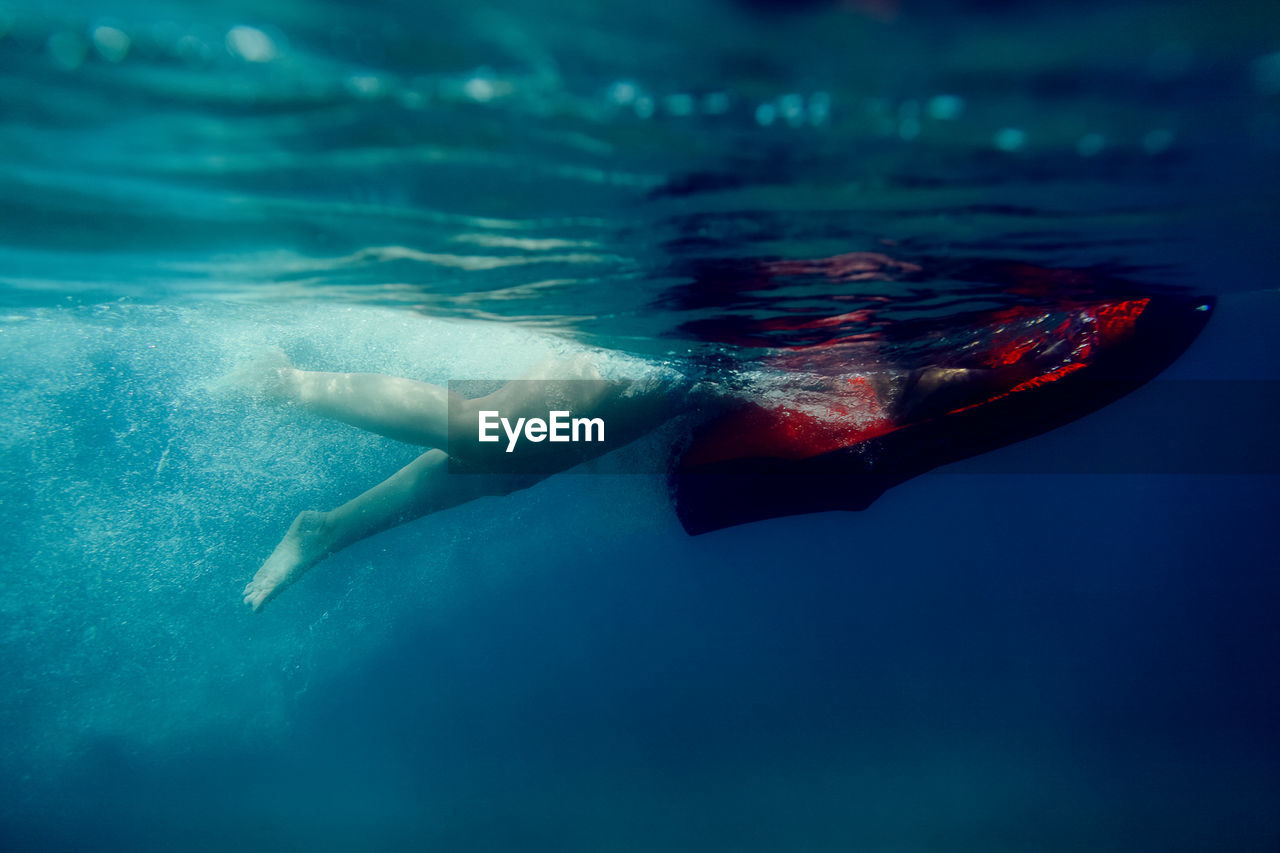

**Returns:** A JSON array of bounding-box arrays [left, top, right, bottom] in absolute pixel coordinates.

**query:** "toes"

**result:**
[[243, 580, 265, 608]]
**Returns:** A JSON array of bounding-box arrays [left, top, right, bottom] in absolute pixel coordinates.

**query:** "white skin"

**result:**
[[236, 354, 688, 611], [231, 351, 979, 611]]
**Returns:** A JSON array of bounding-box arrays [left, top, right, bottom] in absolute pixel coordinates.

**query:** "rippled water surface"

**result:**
[[4, 0, 1279, 343]]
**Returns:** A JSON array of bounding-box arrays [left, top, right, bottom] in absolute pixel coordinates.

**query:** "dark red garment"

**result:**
[[668, 255, 1212, 534]]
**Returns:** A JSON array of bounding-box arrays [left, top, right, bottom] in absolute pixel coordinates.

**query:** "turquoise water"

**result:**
[[2, 1, 1280, 850]]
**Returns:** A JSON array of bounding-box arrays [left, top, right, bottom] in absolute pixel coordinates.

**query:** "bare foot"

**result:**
[[243, 511, 333, 611], [212, 347, 299, 403]]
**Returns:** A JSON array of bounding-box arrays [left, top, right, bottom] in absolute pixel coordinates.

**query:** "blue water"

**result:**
[[2, 1, 1280, 850]]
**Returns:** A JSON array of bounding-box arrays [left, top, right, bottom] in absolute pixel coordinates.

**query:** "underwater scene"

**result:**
[[2, 0, 1279, 850]]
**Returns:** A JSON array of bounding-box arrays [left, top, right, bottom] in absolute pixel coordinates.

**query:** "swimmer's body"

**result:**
[[238, 353, 703, 610], [231, 256, 1212, 612], [233, 353, 1062, 610]]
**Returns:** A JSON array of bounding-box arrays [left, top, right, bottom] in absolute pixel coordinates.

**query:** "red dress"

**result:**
[[667, 254, 1210, 534]]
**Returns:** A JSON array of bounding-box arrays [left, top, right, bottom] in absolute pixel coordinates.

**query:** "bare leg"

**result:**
[[275, 369, 459, 447], [252, 354, 612, 448], [239, 354, 689, 610], [243, 450, 542, 611], [241, 373, 678, 611]]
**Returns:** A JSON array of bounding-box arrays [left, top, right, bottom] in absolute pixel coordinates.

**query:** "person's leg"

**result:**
[[247, 354, 611, 448], [243, 449, 543, 611], [272, 368, 613, 451], [267, 359, 672, 459], [221, 350, 458, 446], [238, 354, 695, 610], [276, 369, 458, 447]]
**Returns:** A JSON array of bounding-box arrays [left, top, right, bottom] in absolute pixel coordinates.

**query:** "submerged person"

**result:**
[[235, 353, 692, 610], [231, 256, 1212, 611]]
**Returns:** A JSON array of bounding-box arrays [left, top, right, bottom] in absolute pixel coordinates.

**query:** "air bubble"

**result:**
[[993, 127, 1027, 152], [463, 75, 495, 102], [926, 94, 964, 121], [607, 81, 638, 105], [779, 93, 805, 127], [92, 25, 131, 63], [225, 25, 276, 63], [345, 74, 387, 99]]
